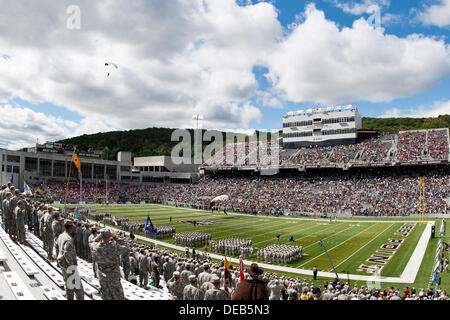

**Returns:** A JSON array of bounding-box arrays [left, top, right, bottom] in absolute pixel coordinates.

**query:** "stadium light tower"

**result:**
[[192, 114, 204, 129]]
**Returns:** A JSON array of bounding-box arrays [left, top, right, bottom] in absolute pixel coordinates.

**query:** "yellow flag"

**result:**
[[224, 257, 230, 272], [72, 153, 81, 173]]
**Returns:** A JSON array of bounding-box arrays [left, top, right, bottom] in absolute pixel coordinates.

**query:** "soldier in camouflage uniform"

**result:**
[[204, 276, 230, 300], [198, 263, 212, 286], [129, 252, 138, 276], [138, 249, 150, 289], [167, 271, 185, 300], [183, 275, 204, 300], [0, 185, 6, 225], [162, 256, 175, 283], [42, 207, 55, 260], [52, 212, 64, 257], [2, 192, 11, 234], [15, 200, 26, 244], [56, 220, 84, 300], [150, 255, 160, 288], [8, 189, 19, 240], [116, 236, 130, 280], [83, 224, 93, 262], [24, 196, 33, 231], [91, 228, 125, 300], [88, 228, 98, 278]]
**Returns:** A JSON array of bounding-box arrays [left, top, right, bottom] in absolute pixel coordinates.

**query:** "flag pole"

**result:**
[[80, 169, 82, 205], [64, 158, 73, 215]]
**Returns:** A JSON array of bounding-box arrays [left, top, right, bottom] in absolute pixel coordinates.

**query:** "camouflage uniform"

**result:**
[[167, 272, 185, 300], [2, 195, 10, 232], [91, 233, 125, 300], [42, 211, 55, 258], [8, 192, 19, 239], [150, 260, 160, 288], [56, 229, 84, 300], [163, 258, 175, 283], [183, 277, 204, 300], [204, 286, 230, 300], [88, 232, 98, 277], [116, 237, 130, 279], [83, 227, 92, 261], [52, 217, 64, 256], [138, 252, 150, 287], [15, 204, 26, 244]]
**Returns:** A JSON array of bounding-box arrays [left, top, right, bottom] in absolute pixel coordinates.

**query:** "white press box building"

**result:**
[[0, 143, 197, 189], [282, 105, 362, 148]]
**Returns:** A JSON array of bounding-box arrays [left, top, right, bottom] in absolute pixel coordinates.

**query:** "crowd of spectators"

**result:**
[[203, 129, 449, 167], [37, 165, 449, 217]]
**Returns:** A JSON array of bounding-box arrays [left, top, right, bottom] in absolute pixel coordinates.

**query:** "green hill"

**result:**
[[57, 115, 450, 160], [362, 114, 450, 132]]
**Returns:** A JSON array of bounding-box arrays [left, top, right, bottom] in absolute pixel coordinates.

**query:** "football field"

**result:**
[[84, 204, 435, 282]]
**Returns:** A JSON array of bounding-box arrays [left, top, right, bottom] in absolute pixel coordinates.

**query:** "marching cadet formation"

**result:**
[[257, 244, 303, 264], [173, 231, 211, 247], [209, 238, 254, 258]]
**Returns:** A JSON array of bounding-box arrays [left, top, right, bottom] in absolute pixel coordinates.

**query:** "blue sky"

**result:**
[[248, 0, 450, 129], [0, 0, 449, 148]]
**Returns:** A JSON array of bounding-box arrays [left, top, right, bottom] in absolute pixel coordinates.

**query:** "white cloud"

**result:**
[[332, 0, 390, 15], [0, 0, 449, 150], [0, 103, 116, 150], [417, 0, 450, 28], [266, 3, 450, 105], [380, 100, 450, 118], [0, 0, 282, 140]]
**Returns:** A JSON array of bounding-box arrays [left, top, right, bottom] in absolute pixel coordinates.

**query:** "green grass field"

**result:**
[[76, 203, 449, 290]]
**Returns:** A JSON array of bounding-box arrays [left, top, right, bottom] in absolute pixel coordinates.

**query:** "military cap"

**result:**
[[173, 271, 180, 277], [100, 228, 112, 239], [64, 220, 75, 228], [211, 276, 221, 284], [189, 275, 197, 282]]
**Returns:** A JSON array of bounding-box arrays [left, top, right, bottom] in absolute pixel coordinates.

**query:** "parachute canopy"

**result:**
[[105, 62, 118, 77], [211, 195, 229, 202], [105, 62, 118, 68]]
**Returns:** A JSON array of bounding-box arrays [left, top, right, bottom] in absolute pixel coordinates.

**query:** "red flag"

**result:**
[[239, 258, 245, 282]]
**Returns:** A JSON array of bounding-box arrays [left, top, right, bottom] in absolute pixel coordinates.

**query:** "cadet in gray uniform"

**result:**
[[183, 275, 204, 300], [91, 228, 125, 300], [138, 249, 150, 289], [56, 220, 84, 300]]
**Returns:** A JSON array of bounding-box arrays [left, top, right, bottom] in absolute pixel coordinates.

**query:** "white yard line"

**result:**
[[297, 223, 379, 268], [334, 223, 395, 269], [400, 223, 433, 282], [253, 221, 340, 248]]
